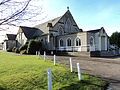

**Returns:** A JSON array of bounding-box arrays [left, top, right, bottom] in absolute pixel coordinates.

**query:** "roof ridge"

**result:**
[[87, 28, 100, 31], [20, 26, 38, 29], [35, 16, 62, 27]]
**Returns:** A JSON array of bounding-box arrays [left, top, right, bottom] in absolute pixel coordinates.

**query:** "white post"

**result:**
[[51, 51, 53, 55], [38, 51, 40, 56], [36, 51, 38, 55], [44, 51, 46, 60], [48, 69, 52, 90], [77, 63, 81, 80], [69, 57, 73, 72], [54, 55, 56, 65], [37, 51, 40, 57]]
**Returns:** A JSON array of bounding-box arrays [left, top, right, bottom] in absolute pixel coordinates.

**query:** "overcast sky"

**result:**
[[0, 0, 120, 42]]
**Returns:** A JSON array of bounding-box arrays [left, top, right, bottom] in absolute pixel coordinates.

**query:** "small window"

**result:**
[[90, 37, 94, 46], [59, 39, 63, 47], [67, 38, 71, 46], [76, 38, 81, 46]]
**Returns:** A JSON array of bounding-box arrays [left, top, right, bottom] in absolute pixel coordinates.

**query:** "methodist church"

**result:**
[[4, 9, 111, 56]]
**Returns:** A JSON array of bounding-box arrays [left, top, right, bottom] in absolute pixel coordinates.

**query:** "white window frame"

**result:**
[[75, 37, 81, 46]]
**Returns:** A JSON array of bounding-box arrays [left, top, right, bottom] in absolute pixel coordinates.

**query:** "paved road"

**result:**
[[44, 55, 120, 90]]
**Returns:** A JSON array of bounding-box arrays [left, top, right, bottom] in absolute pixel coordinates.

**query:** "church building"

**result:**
[[16, 9, 110, 56]]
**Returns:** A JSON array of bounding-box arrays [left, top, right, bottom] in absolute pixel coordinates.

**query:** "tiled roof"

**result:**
[[19, 16, 62, 39], [6, 34, 17, 40], [20, 26, 43, 39], [87, 27, 105, 33], [35, 16, 62, 33], [87, 29, 101, 33]]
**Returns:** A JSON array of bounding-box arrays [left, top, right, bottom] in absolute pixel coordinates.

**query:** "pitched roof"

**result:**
[[87, 29, 101, 33], [19, 10, 82, 39], [35, 16, 62, 33], [87, 27, 106, 34], [20, 26, 43, 39], [6, 34, 17, 40]]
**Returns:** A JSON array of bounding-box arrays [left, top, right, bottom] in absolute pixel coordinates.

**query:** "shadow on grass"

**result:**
[[58, 72, 108, 90], [0, 87, 6, 90], [59, 80, 108, 90]]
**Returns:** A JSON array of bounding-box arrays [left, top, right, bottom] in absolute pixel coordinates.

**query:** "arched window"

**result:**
[[67, 38, 71, 46], [90, 37, 94, 46], [65, 18, 71, 33], [59, 39, 63, 47], [58, 26, 64, 35], [75, 38, 81, 46]]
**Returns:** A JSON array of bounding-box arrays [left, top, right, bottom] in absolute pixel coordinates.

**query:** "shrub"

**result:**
[[15, 48, 20, 53], [6, 48, 12, 52], [12, 47, 16, 52], [19, 45, 27, 51], [19, 42, 28, 52], [20, 50, 27, 55], [27, 40, 36, 54], [27, 40, 42, 54]]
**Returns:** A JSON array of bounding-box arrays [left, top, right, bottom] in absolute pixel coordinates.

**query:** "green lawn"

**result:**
[[0, 51, 107, 90]]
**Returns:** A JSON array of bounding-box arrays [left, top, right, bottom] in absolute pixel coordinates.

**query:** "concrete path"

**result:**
[[44, 55, 120, 90]]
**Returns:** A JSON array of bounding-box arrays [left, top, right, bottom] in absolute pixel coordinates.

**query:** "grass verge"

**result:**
[[0, 51, 107, 90]]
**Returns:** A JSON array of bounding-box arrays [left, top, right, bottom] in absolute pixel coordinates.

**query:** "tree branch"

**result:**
[[0, 0, 11, 5], [0, 0, 32, 25]]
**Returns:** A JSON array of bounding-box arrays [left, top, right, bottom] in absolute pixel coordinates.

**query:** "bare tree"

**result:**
[[0, 0, 44, 31]]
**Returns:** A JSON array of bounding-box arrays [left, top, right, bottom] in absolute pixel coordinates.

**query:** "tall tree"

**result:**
[[110, 31, 120, 48], [0, 0, 44, 31]]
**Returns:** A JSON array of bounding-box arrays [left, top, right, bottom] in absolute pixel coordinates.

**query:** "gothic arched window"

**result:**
[[65, 18, 71, 33], [67, 38, 71, 46], [59, 39, 63, 47], [75, 38, 81, 46]]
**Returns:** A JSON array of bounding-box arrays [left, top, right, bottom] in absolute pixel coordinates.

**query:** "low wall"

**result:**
[[90, 51, 118, 57]]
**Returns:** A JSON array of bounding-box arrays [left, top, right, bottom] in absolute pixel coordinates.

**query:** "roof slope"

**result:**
[[20, 26, 43, 39], [87, 27, 105, 33], [35, 10, 82, 33], [87, 29, 101, 33], [6, 34, 17, 40], [35, 16, 62, 33]]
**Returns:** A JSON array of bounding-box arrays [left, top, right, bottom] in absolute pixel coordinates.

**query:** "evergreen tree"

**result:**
[[110, 31, 120, 48]]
